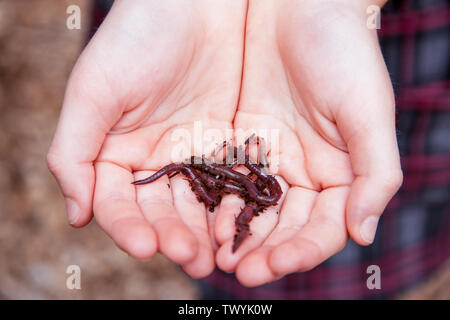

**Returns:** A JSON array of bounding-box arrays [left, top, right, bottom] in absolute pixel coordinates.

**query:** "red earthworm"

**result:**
[[232, 202, 261, 253], [245, 134, 269, 170], [193, 146, 281, 204], [132, 135, 283, 253], [132, 163, 219, 210], [211, 140, 230, 165], [221, 146, 280, 202], [196, 171, 248, 196], [189, 161, 281, 206], [247, 172, 271, 196]]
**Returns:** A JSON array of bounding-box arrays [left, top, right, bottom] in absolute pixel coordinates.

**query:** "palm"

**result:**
[[75, 0, 247, 278], [214, 1, 396, 286], [50, 0, 401, 285]]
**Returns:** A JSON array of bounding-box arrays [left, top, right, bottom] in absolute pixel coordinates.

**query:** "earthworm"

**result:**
[[219, 146, 281, 203], [232, 202, 262, 253], [196, 171, 248, 196], [132, 136, 282, 252], [189, 161, 281, 206], [132, 163, 219, 210]]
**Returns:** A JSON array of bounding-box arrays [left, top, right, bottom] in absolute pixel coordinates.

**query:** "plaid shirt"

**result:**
[[92, 0, 450, 299]]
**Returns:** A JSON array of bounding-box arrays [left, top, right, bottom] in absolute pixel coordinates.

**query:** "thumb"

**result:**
[[47, 62, 121, 227], [337, 66, 403, 245]]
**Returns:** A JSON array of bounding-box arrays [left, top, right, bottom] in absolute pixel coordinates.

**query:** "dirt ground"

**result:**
[[0, 0, 448, 300], [0, 0, 198, 299]]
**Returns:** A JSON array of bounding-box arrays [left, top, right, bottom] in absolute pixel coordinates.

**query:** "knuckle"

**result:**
[[381, 169, 403, 193], [46, 148, 62, 175]]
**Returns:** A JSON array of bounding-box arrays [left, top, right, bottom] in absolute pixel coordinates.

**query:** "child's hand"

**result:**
[[47, 0, 247, 278], [214, 0, 402, 286]]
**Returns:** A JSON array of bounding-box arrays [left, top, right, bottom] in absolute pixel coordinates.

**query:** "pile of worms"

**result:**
[[132, 135, 282, 253]]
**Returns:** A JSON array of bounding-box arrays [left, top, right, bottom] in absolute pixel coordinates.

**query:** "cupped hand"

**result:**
[[47, 0, 247, 278], [214, 0, 403, 286]]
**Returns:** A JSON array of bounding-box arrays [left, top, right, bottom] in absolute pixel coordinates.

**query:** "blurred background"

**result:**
[[0, 0, 448, 299], [0, 0, 198, 299]]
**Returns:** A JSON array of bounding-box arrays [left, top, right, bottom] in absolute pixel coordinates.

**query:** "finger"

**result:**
[[214, 194, 245, 245], [134, 170, 199, 265], [93, 162, 157, 260], [214, 166, 250, 245], [216, 176, 289, 273], [235, 187, 317, 287], [47, 66, 122, 227], [336, 71, 403, 245], [170, 174, 215, 278], [207, 204, 219, 251], [268, 186, 349, 276]]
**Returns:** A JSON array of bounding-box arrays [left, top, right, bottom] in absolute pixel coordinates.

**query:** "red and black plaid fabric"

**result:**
[[90, 0, 450, 299]]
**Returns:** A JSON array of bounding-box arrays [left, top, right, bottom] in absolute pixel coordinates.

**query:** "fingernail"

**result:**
[[65, 198, 80, 225], [360, 216, 379, 244]]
